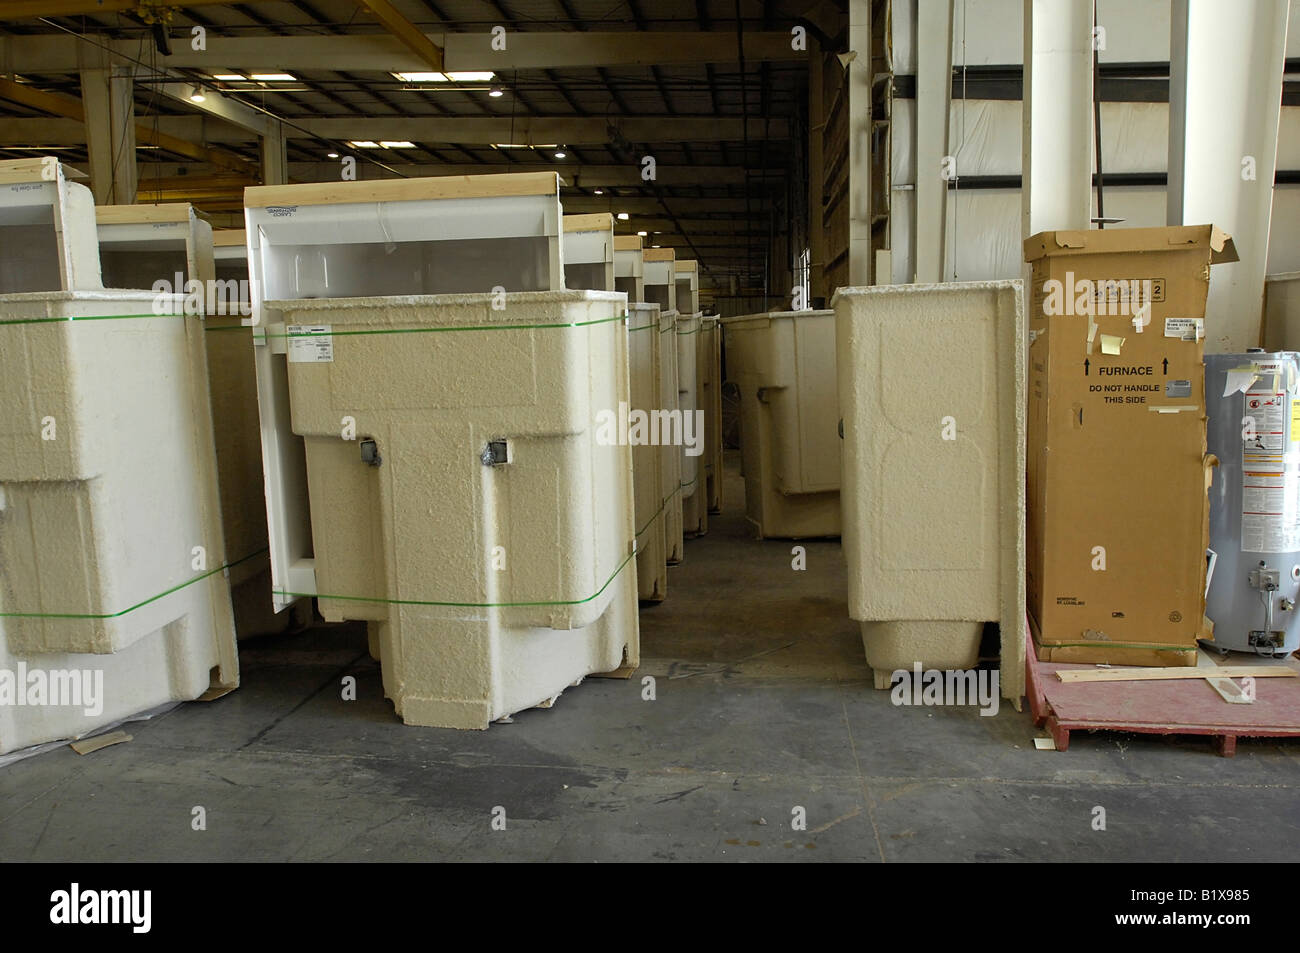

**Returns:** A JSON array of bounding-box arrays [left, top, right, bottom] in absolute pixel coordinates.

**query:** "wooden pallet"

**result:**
[[1025, 624, 1300, 757]]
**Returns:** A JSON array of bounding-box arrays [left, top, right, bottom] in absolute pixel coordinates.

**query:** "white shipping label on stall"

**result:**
[[286, 325, 334, 363]]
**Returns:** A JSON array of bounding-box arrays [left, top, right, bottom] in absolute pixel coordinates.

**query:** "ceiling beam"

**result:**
[[2, 31, 804, 73], [0, 0, 235, 18], [351, 0, 444, 72], [156, 81, 275, 135], [608, 217, 766, 232], [0, 79, 257, 174], [562, 196, 763, 213], [0, 114, 788, 144], [281, 161, 777, 186], [612, 234, 770, 247]]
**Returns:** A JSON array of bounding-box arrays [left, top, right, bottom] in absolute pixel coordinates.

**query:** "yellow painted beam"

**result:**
[[353, 0, 444, 72]]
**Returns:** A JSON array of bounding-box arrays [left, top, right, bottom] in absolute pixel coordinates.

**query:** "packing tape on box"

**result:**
[[1100, 333, 1125, 355]]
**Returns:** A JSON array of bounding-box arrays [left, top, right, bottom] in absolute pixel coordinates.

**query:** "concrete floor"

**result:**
[[2, 455, 1298, 862]]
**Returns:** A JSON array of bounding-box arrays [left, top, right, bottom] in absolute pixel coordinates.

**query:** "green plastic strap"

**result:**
[[254, 311, 630, 341], [0, 312, 187, 327], [637, 477, 689, 540], [636, 490, 673, 540], [0, 548, 267, 620], [276, 548, 635, 609]]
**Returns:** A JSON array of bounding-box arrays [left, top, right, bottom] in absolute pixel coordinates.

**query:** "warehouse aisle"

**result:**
[[1, 453, 1298, 862]]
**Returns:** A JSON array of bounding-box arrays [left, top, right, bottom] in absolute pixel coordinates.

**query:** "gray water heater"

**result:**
[[1205, 351, 1300, 657]]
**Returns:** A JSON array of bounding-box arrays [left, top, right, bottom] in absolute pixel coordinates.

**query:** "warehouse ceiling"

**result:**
[[0, 0, 842, 283]]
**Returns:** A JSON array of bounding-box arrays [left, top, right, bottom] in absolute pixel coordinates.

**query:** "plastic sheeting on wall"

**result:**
[[890, 0, 1299, 74], [890, 185, 1300, 283]]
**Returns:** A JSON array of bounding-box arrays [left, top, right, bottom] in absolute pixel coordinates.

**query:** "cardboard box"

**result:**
[[1024, 225, 1237, 666]]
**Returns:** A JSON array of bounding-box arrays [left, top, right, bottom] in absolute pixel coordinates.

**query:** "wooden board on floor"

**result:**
[[1056, 665, 1295, 683]]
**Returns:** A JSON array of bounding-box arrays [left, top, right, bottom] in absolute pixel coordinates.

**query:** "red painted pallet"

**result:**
[[1025, 624, 1300, 757]]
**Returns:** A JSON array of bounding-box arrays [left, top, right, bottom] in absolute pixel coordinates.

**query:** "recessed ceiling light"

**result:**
[[616, 212, 630, 221], [593, 189, 604, 195], [327, 152, 339, 159], [392, 71, 495, 83], [553, 149, 566, 159], [250, 73, 296, 82], [637, 230, 648, 237]]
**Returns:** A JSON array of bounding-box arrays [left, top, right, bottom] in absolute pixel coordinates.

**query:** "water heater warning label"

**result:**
[[1241, 384, 1300, 552], [286, 325, 334, 363]]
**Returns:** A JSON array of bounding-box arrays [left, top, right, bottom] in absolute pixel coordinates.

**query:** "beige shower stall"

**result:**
[[722, 309, 841, 539], [245, 173, 639, 729], [0, 158, 238, 754]]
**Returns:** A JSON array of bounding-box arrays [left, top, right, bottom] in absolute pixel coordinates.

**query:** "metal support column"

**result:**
[[1168, 0, 1290, 352], [79, 65, 137, 204], [1021, 0, 1094, 240], [847, 0, 872, 286], [915, 0, 953, 283]]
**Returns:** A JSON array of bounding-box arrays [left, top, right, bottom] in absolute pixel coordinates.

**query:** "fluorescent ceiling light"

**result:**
[[349, 140, 380, 148], [392, 71, 495, 82], [636, 230, 647, 237], [250, 73, 296, 82], [378, 141, 416, 149], [211, 73, 245, 81]]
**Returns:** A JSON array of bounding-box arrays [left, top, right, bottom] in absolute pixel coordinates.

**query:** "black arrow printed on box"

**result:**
[[1163, 358, 1168, 375], [1084, 358, 1090, 376]]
